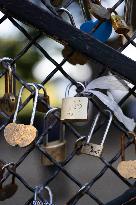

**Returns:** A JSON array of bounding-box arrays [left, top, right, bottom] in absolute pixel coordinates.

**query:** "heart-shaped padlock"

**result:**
[[4, 83, 38, 147], [80, 19, 112, 42]]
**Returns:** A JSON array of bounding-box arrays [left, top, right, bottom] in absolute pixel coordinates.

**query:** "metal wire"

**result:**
[[0, 0, 136, 204]]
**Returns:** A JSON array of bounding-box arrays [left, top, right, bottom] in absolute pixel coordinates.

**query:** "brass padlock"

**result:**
[[41, 108, 66, 166], [4, 83, 38, 147], [75, 110, 112, 157], [111, 15, 130, 34], [0, 57, 17, 116], [117, 132, 136, 179], [36, 84, 50, 113], [61, 82, 88, 121]]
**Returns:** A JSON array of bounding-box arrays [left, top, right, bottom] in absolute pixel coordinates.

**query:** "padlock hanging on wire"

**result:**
[[117, 132, 136, 179], [111, 12, 130, 34], [75, 110, 113, 157], [4, 83, 38, 148], [61, 82, 88, 121], [41, 108, 66, 166], [0, 57, 18, 116]]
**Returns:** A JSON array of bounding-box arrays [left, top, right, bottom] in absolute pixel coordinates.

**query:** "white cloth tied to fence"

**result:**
[[84, 75, 135, 131]]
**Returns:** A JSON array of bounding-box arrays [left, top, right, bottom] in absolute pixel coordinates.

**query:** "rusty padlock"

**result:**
[[4, 83, 38, 147], [75, 110, 112, 157], [117, 132, 136, 179], [50, 0, 63, 7], [111, 14, 130, 34], [61, 82, 88, 121], [35, 84, 50, 113], [0, 57, 17, 116], [41, 108, 66, 166]]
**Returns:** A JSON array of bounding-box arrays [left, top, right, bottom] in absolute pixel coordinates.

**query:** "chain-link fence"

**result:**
[[0, 0, 136, 204]]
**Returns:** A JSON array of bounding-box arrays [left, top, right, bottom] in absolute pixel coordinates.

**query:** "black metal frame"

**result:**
[[0, 0, 135, 204]]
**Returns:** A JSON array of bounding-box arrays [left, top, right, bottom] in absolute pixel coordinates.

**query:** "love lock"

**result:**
[[61, 82, 88, 121], [4, 83, 38, 147], [41, 108, 66, 166], [0, 57, 18, 116], [117, 132, 136, 179], [75, 110, 112, 157], [0, 162, 18, 201]]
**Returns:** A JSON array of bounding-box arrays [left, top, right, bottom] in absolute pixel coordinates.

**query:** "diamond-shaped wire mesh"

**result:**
[[0, 0, 136, 204]]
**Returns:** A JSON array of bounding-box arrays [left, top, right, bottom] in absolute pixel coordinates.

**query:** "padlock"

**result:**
[[111, 15, 130, 34], [0, 162, 18, 201], [35, 84, 50, 113], [4, 83, 38, 147], [50, 0, 63, 7], [0, 57, 17, 116], [41, 108, 66, 166], [59, 8, 89, 65], [75, 110, 112, 157], [61, 82, 88, 121], [87, 1, 111, 21], [117, 132, 136, 179], [33, 185, 53, 205]]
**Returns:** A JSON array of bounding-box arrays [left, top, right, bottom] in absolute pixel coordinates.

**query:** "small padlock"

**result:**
[[41, 108, 66, 166], [111, 15, 130, 34], [0, 57, 17, 116], [88, 1, 111, 21], [35, 84, 50, 113], [61, 82, 88, 121], [4, 83, 38, 147], [117, 132, 136, 179], [75, 110, 112, 157]]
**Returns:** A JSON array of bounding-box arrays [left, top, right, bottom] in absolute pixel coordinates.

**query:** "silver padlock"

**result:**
[[4, 83, 38, 147], [41, 108, 66, 166], [75, 110, 112, 157], [61, 82, 88, 121]]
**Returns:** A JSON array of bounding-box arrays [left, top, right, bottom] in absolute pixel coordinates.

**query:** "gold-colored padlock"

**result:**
[[0, 57, 17, 116], [61, 82, 88, 121], [117, 132, 136, 179], [111, 15, 130, 34], [41, 108, 66, 166], [35, 84, 50, 113], [75, 110, 112, 157], [4, 83, 38, 148]]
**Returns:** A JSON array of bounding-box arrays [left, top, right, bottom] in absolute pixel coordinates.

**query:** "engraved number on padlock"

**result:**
[[61, 82, 88, 121], [0, 58, 17, 115], [41, 108, 66, 166], [75, 110, 112, 157], [4, 83, 38, 147], [36, 84, 50, 113], [117, 132, 136, 179]]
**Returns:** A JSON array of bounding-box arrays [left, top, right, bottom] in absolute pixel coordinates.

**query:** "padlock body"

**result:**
[[61, 97, 88, 121], [36, 93, 50, 113], [111, 15, 129, 34], [41, 140, 66, 166], [80, 143, 103, 157], [0, 93, 17, 115]]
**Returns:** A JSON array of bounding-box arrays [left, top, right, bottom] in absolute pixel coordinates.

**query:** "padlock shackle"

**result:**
[[87, 109, 112, 146], [36, 84, 48, 96], [65, 81, 85, 98], [44, 108, 60, 144], [58, 7, 76, 27], [13, 83, 38, 125], [33, 185, 53, 204]]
